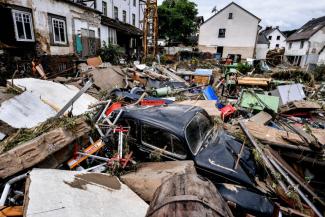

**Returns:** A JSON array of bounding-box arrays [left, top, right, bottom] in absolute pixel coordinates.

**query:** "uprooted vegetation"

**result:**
[[271, 69, 315, 86], [0, 116, 81, 153]]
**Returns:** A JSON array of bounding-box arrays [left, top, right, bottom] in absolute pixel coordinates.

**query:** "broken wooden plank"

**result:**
[[175, 100, 220, 118], [0, 119, 90, 179], [280, 100, 321, 113], [158, 67, 190, 86], [243, 121, 310, 149], [249, 111, 273, 125], [237, 77, 271, 86]]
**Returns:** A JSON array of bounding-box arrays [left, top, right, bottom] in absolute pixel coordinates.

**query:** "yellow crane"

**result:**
[[143, 0, 158, 61]]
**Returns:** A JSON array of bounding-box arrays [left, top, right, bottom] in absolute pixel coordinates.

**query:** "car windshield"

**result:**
[[185, 112, 213, 155]]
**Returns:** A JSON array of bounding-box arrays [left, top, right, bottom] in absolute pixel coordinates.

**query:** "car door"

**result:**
[[140, 122, 188, 160]]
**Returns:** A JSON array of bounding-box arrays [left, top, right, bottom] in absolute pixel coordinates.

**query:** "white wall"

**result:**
[[199, 4, 259, 47], [256, 44, 268, 59], [285, 40, 308, 56], [309, 26, 325, 55], [318, 50, 325, 65], [198, 3, 259, 58], [266, 29, 286, 49]]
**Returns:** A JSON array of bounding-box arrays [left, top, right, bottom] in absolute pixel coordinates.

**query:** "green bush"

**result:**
[[98, 42, 124, 65], [237, 63, 253, 74]]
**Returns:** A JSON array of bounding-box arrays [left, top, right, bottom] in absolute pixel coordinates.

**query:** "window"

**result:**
[[276, 35, 280, 40], [185, 113, 212, 155], [132, 14, 136, 26], [130, 38, 137, 48], [102, 1, 107, 16], [108, 27, 117, 44], [289, 42, 292, 49], [122, 10, 126, 22], [228, 13, 233, 19], [218, 28, 226, 38], [12, 10, 34, 41], [276, 44, 279, 48], [300, 41, 304, 49], [133, 0, 136, 7], [268, 36, 272, 40], [114, 6, 118, 20], [142, 124, 187, 158], [50, 16, 67, 45]]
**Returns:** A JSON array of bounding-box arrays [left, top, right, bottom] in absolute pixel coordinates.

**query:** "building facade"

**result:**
[[0, 0, 102, 74], [284, 16, 325, 68], [198, 2, 260, 59], [76, 0, 144, 57], [0, 0, 145, 78], [260, 27, 286, 50], [255, 34, 269, 60]]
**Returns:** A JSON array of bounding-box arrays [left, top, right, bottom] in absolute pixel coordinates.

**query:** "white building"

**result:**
[[259, 27, 286, 49], [284, 16, 325, 68], [255, 34, 269, 59], [198, 2, 261, 59]]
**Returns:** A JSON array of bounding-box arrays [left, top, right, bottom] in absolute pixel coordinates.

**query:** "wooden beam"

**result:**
[[0, 119, 90, 179]]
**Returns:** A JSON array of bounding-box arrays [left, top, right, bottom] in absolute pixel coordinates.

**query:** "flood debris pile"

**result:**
[[0, 55, 325, 217]]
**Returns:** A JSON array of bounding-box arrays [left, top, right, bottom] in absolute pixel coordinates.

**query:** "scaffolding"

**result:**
[[143, 0, 158, 60]]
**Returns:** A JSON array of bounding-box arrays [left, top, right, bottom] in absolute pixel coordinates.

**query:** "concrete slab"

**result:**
[[25, 169, 148, 217], [120, 161, 196, 202], [0, 92, 56, 128], [175, 100, 220, 118]]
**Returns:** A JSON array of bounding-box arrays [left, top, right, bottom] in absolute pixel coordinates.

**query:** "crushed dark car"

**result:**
[[114, 104, 274, 216]]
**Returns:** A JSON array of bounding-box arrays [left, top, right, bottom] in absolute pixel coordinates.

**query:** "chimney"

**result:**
[[265, 26, 272, 31]]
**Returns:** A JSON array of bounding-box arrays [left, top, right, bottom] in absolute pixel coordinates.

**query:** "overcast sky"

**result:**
[[157, 0, 325, 30]]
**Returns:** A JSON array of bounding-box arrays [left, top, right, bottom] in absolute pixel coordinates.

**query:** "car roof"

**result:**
[[120, 104, 205, 136]]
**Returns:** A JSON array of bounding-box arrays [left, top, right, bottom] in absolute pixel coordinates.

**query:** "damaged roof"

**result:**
[[287, 16, 325, 41], [101, 16, 142, 36]]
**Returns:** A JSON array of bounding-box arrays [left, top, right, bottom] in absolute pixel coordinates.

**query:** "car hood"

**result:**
[[194, 130, 256, 187]]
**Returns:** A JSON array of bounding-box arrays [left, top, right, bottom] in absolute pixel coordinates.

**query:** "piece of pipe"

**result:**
[[268, 157, 323, 217], [239, 120, 288, 192], [0, 173, 28, 206], [77, 152, 109, 161]]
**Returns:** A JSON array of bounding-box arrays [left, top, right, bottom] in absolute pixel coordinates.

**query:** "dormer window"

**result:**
[[228, 13, 233, 19]]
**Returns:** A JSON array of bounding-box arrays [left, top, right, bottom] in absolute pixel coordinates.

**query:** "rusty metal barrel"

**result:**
[[146, 173, 234, 217]]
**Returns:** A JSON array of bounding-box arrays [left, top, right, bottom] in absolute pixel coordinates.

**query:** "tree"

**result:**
[[158, 0, 198, 45]]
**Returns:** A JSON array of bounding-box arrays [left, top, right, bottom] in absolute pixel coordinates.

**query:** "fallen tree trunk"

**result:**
[[0, 118, 90, 179]]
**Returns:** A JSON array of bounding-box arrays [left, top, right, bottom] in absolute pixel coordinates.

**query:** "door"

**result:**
[[217, 46, 224, 58]]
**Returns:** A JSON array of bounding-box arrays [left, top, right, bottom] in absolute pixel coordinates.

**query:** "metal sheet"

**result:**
[[272, 84, 305, 105], [239, 91, 279, 113]]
